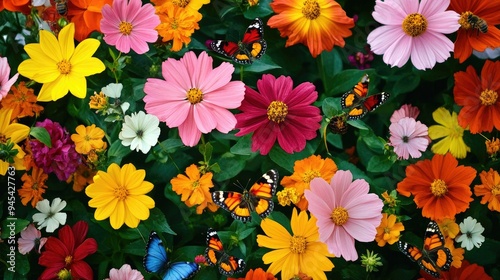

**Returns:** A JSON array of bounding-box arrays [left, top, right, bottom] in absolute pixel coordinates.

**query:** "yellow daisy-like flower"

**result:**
[[428, 107, 470, 159], [171, 164, 218, 214], [257, 208, 334, 280], [17, 23, 105, 102], [71, 124, 106, 155], [437, 218, 460, 239], [155, 2, 201, 52], [0, 108, 29, 175], [280, 154, 337, 210], [375, 213, 404, 247], [85, 163, 155, 229]]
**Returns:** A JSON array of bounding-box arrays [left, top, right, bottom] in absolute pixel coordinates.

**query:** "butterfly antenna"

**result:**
[[233, 180, 246, 191], [137, 228, 146, 243]]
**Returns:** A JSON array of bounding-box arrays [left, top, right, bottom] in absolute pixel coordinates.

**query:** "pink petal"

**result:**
[[178, 114, 202, 146], [193, 103, 217, 133]]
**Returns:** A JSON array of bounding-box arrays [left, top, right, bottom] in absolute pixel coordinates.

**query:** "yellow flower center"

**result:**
[[89, 92, 108, 110], [302, 0, 321, 20], [430, 179, 447, 197], [302, 170, 321, 183], [119, 21, 133, 35], [458, 11, 474, 29], [289, 235, 306, 254], [191, 180, 200, 190], [480, 89, 498, 106], [57, 59, 71, 75], [57, 268, 72, 280], [331, 206, 349, 226], [172, 0, 190, 8], [402, 13, 427, 37], [267, 101, 288, 123], [486, 138, 500, 155], [114, 186, 129, 200], [170, 19, 179, 30], [186, 88, 203, 104], [491, 184, 500, 195], [64, 255, 72, 265]]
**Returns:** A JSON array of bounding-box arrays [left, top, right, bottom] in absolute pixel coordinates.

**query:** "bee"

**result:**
[[467, 14, 488, 34], [55, 0, 68, 16]]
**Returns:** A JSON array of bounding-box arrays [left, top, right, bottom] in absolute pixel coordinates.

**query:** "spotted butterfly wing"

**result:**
[[210, 18, 267, 64], [143, 232, 199, 280], [212, 170, 278, 222], [398, 221, 452, 278], [341, 74, 389, 120], [205, 228, 246, 276]]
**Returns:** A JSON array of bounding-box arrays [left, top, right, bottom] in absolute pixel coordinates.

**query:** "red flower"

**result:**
[[418, 260, 492, 280], [38, 221, 98, 280]]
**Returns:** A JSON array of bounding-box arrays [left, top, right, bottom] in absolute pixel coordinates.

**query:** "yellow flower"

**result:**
[[0, 108, 29, 175], [375, 213, 404, 246], [428, 107, 470, 159], [257, 208, 334, 280], [171, 164, 218, 214], [17, 23, 105, 102], [155, 2, 201, 52], [85, 163, 155, 229], [276, 188, 300, 206], [280, 154, 337, 210], [71, 124, 106, 154], [437, 218, 460, 239], [89, 91, 108, 111]]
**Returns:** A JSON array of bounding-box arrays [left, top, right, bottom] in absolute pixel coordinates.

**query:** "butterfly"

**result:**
[[212, 169, 278, 222], [398, 221, 452, 278], [209, 18, 267, 64], [341, 74, 389, 120], [143, 232, 200, 280], [327, 113, 349, 135], [205, 228, 246, 276]]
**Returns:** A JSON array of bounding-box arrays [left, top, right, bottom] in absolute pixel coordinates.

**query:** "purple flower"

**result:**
[[348, 45, 374, 70], [31, 119, 81, 181]]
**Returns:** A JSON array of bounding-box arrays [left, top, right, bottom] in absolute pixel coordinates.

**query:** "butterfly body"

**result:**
[[205, 228, 246, 276], [398, 221, 452, 278], [327, 113, 349, 135], [210, 18, 267, 64], [144, 232, 199, 280], [212, 170, 278, 222], [341, 74, 389, 120]]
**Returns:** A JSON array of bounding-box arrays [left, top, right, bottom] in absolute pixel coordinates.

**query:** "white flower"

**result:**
[[32, 198, 67, 233], [32, 0, 51, 7], [119, 111, 161, 154], [102, 83, 129, 114], [455, 216, 485, 251]]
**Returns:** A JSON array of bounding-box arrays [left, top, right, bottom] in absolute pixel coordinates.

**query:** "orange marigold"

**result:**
[[397, 153, 476, 221], [474, 168, 500, 212], [66, 164, 97, 192], [375, 213, 404, 246], [228, 268, 277, 280], [1, 81, 44, 121], [437, 218, 459, 239], [445, 237, 464, 269], [485, 137, 500, 156], [67, 0, 112, 41], [18, 166, 48, 208], [155, 2, 201, 51]]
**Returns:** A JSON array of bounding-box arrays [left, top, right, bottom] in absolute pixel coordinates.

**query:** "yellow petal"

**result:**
[[39, 29, 63, 62], [18, 59, 59, 83], [66, 74, 87, 99], [6, 123, 29, 143], [109, 201, 126, 229], [0, 109, 12, 131], [71, 57, 105, 77], [0, 161, 8, 175], [37, 76, 69, 102], [71, 38, 100, 65], [58, 23, 75, 59], [125, 196, 152, 220]]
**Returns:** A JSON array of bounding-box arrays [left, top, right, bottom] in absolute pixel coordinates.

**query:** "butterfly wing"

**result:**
[[210, 40, 240, 59], [212, 190, 251, 221], [144, 232, 169, 274], [248, 169, 278, 219], [164, 262, 200, 280], [421, 221, 452, 277], [205, 228, 246, 276], [341, 74, 370, 120]]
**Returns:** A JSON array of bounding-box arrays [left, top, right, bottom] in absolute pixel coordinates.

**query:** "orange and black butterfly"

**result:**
[[398, 221, 452, 278], [341, 74, 389, 120], [327, 113, 349, 135], [212, 170, 278, 222], [205, 228, 246, 276]]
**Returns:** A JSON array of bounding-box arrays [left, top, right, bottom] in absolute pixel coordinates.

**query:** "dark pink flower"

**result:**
[[390, 104, 421, 123]]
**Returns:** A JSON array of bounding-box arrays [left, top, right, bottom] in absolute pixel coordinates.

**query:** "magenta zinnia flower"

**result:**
[[30, 119, 81, 181], [0, 56, 19, 100], [100, 0, 160, 54], [304, 170, 383, 261], [144, 51, 245, 146], [235, 74, 322, 155], [389, 117, 429, 160], [367, 0, 460, 70]]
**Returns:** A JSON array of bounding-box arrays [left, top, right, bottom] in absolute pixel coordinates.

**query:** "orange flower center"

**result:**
[[458, 11, 474, 29], [430, 179, 447, 197], [191, 180, 200, 190], [480, 89, 498, 106], [114, 185, 129, 200], [302, 170, 321, 183], [331, 206, 349, 225], [172, 0, 190, 8], [186, 88, 203, 104], [170, 19, 179, 30], [90, 92, 108, 110], [119, 21, 133, 35], [267, 101, 288, 123], [289, 235, 306, 254], [402, 13, 427, 37], [64, 255, 73, 265], [302, 0, 321, 20], [486, 138, 500, 155], [384, 227, 390, 234], [57, 59, 71, 75], [492, 184, 500, 196]]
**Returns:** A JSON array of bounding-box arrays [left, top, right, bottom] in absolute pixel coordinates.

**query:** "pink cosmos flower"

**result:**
[[235, 74, 322, 155], [100, 0, 160, 54], [18, 224, 47, 255], [0, 56, 19, 100], [144, 51, 245, 146], [389, 117, 429, 160], [367, 0, 460, 70], [304, 170, 383, 261], [390, 104, 420, 123], [105, 264, 144, 280]]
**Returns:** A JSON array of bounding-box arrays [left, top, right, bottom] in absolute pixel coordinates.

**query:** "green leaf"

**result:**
[[393, 73, 421, 96], [143, 207, 176, 235], [236, 55, 281, 73], [29, 127, 51, 148], [0, 218, 30, 239], [107, 140, 132, 165], [199, 142, 213, 162], [213, 153, 246, 181], [230, 134, 254, 155], [243, 0, 273, 18], [268, 139, 319, 172], [319, 49, 343, 94], [367, 155, 394, 173], [321, 97, 343, 117], [122, 239, 147, 256]]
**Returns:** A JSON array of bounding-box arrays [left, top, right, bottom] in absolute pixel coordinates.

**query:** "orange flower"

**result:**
[[437, 218, 459, 239], [396, 153, 476, 221], [67, 0, 112, 41], [18, 166, 48, 208], [418, 260, 492, 280], [375, 213, 404, 246], [155, 2, 201, 51], [71, 124, 106, 154], [474, 168, 500, 212], [1, 81, 44, 121], [268, 0, 354, 57], [454, 60, 500, 133], [445, 237, 464, 269], [66, 164, 96, 192], [485, 137, 500, 156], [1, 0, 30, 14], [450, 0, 500, 63], [228, 268, 277, 280]]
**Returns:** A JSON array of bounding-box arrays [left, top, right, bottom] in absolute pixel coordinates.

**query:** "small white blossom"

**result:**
[[32, 198, 67, 233], [455, 216, 485, 251], [102, 83, 123, 98], [119, 111, 161, 154]]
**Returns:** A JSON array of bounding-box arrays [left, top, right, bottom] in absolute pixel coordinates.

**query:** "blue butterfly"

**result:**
[[143, 232, 200, 280]]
